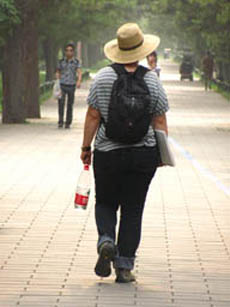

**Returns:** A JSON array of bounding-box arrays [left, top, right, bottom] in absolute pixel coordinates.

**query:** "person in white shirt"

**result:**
[[147, 50, 161, 77]]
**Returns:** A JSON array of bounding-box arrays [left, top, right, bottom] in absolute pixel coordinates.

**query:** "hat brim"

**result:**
[[104, 34, 160, 64]]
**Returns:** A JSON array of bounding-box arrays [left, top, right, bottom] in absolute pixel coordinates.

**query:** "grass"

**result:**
[[210, 82, 230, 101], [194, 71, 200, 79], [39, 71, 53, 104], [39, 71, 46, 84], [39, 89, 52, 104], [195, 71, 230, 102]]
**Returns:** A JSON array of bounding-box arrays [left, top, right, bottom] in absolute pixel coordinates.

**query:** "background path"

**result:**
[[0, 61, 229, 307]]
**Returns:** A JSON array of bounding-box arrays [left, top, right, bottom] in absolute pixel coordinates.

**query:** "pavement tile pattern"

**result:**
[[0, 61, 229, 307]]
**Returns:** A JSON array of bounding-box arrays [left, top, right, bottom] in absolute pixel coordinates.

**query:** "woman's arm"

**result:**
[[152, 113, 168, 136], [81, 106, 101, 165]]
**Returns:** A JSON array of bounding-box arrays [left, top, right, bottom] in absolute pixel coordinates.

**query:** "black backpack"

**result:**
[[103, 64, 152, 144]]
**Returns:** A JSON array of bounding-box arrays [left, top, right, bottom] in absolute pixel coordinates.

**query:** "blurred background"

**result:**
[[0, 0, 229, 124]]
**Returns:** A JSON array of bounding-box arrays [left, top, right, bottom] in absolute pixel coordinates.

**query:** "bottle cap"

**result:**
[[84, 164, 89, 171]]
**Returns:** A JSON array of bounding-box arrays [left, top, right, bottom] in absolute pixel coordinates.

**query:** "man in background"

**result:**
[[202, 51, 215, 91], [56, 43, 82, 129]]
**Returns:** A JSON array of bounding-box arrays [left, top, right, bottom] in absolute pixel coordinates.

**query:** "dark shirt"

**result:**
[[203, 56, 214, 75]]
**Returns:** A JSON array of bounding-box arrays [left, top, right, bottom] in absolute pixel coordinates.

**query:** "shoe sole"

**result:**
[[95, 243, 115, 277], [115, 276, 136, 283], [115, 270, 136, 283]]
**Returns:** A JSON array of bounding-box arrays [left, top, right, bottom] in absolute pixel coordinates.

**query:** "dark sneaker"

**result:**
[[58, 123, 63, 128], [95, 242, 116, 278], [65, 124, 70, 129], [115, 268, 136, 283]]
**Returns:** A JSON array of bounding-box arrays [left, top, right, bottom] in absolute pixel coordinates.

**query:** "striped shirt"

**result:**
[[87, 66, 169, 152]]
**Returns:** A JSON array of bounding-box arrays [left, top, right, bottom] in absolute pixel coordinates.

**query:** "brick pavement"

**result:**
[[0, 61, 229, 307]]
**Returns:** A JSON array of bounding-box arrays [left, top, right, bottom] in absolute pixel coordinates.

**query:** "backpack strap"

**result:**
[[110, 63, 127, 75], [111, 63, 150, 78], [134, 65, 150, 79]]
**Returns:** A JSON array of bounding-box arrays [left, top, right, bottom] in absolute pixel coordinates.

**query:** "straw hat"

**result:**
[[104, 23, 160, 64]]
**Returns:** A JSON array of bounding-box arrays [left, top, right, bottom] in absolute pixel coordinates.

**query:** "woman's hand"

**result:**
[[81, 150, 92, 165]]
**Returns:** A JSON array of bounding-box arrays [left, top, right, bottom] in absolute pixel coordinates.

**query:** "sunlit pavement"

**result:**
[[0, 60, 229, 307]]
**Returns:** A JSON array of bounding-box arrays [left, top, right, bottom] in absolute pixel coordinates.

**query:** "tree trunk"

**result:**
[[53, 45, 59, 77], [82, 42, 89, 68], [88, 44, 94, 67], [0, 47, 4, 71], [2, 25, 26, 123], [2, 0, 41, 123], [42, 37, 58, 82], [77, 41, 82, 63], [87, 43, 103, 67], [24, 7, 40, 118]]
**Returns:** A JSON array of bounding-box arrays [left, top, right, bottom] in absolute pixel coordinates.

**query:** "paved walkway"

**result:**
[[0, 61, 229, 307]]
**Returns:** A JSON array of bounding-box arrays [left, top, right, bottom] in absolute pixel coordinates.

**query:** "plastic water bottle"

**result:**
[[74, 164, 91, 210]]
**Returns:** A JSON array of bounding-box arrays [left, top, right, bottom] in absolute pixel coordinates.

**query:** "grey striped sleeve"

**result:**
[[144, 71, 169, 116], [87, 78, 99, 110], [155, 77, 169, 115]]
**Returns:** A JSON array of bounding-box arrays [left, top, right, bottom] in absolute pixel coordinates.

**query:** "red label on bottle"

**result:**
[[74, 193, 89, 208]]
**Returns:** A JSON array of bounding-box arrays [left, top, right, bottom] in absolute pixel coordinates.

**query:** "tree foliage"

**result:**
[[140, 0, 230, 81], [0, 0, 20, 45], [151, 0, 230, 63], [0, 0, 229, 123]]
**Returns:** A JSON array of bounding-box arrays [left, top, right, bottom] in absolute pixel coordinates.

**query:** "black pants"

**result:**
[[204, 74, 212, 91], [93, 146, 159, 269], [58, 84, 76, 125]]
